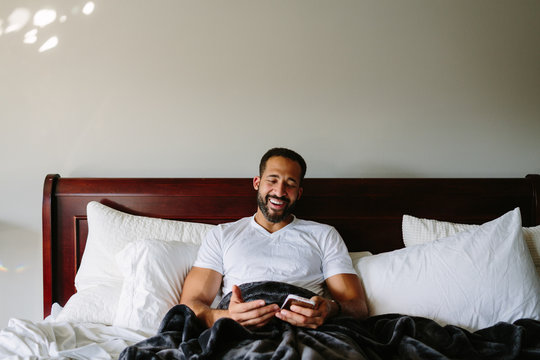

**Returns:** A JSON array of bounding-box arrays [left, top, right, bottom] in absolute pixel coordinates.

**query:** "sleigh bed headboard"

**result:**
[[42, 174, 540, 317]]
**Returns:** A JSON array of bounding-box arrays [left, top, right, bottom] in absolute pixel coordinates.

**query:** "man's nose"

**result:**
[[274, 182, 287, 197]]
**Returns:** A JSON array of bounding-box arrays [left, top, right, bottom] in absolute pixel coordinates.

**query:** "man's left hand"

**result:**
[[275, 296, 335, 329]]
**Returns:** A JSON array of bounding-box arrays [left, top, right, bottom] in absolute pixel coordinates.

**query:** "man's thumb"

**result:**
[[231, 285, 244, 303]]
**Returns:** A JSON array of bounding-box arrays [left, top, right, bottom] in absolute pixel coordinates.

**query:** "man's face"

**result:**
[[254, 156, 303, 224]]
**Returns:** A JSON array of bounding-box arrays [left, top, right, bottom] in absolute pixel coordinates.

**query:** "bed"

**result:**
[[2, 174, 540, 359]]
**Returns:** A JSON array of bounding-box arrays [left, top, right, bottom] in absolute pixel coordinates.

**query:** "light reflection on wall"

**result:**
[[24, 28, 37, 44], [0, 262, 28, 273], [0, 1, 96, 53], [15, 265, 28, 273], [39, 36, 59, 53], [4, 8, 30, 33]]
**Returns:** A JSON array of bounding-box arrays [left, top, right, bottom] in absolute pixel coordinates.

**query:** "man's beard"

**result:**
[[256, 191, 297, 223]]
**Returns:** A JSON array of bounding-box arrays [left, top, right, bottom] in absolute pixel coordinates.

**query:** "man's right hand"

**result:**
[[228, 285, 280, 328]]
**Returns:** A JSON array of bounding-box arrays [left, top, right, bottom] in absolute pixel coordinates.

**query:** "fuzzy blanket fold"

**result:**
[[119, 281, 540, 360]]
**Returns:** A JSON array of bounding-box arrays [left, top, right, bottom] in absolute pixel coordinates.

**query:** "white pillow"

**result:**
[[349, 251, 372, 262], [56, 284, 121, 324], [403, 214, 540, 273], [59, 201, 215, 324], [355, 208, 540, 332], [113, 240, 200, 332]]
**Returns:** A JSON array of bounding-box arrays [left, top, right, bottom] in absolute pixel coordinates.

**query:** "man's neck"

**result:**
[[254, 211, 294, 233]]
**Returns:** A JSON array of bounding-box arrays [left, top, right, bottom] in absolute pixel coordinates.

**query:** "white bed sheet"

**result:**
[[0, 304, 151, 360]]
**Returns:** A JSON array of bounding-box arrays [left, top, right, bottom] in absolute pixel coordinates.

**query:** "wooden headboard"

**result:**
[[42, 174, 540, 317]]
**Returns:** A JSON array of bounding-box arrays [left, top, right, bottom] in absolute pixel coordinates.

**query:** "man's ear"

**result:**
[[298, 186, 303, 200], [253, 176, 261, 191]]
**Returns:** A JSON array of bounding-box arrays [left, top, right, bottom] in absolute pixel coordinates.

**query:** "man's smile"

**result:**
[[267, 195, 289, 210]]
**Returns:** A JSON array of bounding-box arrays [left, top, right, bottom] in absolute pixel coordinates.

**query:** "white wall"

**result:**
[[0, 0, 539, 327]]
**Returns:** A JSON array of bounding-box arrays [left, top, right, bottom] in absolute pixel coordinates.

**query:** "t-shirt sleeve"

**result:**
[[321, 226, 356, 279], [193, 225, 224, 274]]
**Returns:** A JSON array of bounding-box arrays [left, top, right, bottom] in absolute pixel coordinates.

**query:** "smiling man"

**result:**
[[253, 149, 305, 232], [180, 148, 368, 329]]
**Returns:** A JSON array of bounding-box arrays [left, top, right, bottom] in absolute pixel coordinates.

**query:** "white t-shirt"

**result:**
[[193, 215, 356, 297]]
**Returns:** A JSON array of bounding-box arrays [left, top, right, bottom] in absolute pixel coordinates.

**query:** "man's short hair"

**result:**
[[259, 148, 307, 183]]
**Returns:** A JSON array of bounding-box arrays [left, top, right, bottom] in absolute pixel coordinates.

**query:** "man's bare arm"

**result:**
[[325, 273, 368, 319], [180, 266, 227, 328], [180, 267, 280, 328]]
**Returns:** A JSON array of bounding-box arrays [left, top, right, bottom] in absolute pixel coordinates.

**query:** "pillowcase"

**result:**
[[113, 239, 200, 332], [58, 201, 215, 324], [349, 251, 372, 263], [56, 284, 121, 324], [354, 208, 540, 332], [402, 213, 540, 274]]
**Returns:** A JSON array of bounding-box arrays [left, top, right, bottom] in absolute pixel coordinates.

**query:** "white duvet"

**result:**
[[0, 305, 150, 360]]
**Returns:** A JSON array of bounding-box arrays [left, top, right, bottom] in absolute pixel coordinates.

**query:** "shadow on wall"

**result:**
[[0, 221, 42, 327], [0, 221, 41, 274]]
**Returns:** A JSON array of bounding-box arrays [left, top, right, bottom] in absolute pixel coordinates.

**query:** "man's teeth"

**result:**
[[270, 198, 284, 205]]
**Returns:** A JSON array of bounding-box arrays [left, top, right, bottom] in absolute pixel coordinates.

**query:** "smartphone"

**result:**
[[280, 294, 316, 310]]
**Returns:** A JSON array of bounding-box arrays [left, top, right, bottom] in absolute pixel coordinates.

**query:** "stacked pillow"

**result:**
[[352, 208, 540, 331], [56, 201, 215, 333], [402, 214, 540, 275]]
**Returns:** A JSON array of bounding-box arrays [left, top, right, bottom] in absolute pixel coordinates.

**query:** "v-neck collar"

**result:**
[[250, 214, 297, 236]]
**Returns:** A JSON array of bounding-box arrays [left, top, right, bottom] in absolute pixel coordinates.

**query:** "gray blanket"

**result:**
[[119, 281, 540, 360]]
